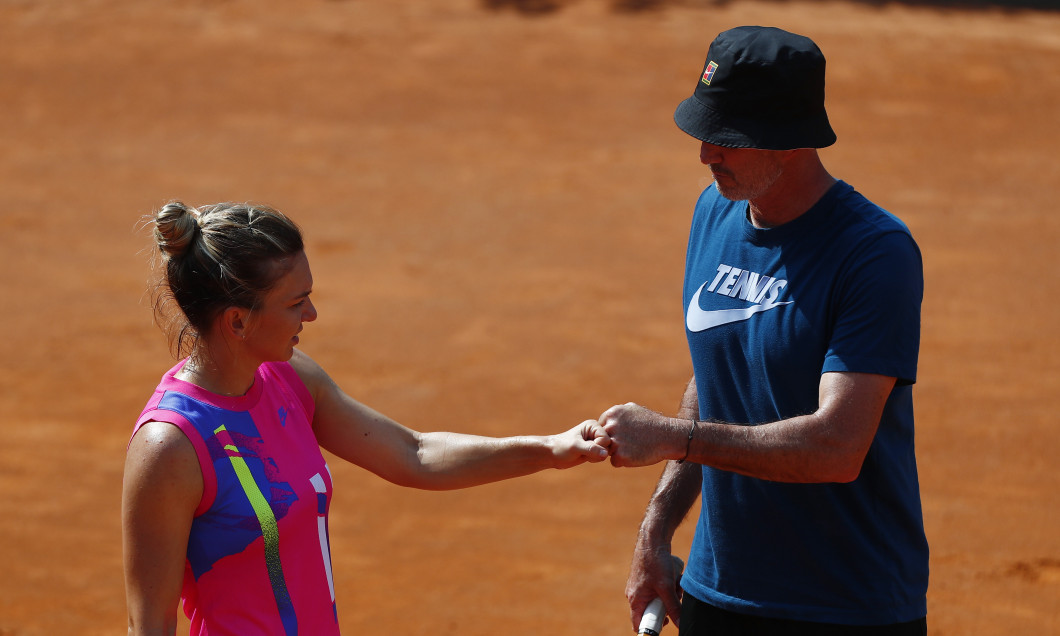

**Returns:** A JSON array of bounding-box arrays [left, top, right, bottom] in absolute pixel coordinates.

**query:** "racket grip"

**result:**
[[637, 597, 666, 635]]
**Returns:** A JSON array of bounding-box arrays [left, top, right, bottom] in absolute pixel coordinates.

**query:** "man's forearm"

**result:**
[[637, 459, 702, 550], [679, 371, 895, 483]]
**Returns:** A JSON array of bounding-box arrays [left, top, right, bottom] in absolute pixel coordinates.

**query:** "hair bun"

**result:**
[[153, 201, 200, 259]]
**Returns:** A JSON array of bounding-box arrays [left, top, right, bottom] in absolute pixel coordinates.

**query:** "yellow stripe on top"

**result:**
[[214, 424, 297, 634]]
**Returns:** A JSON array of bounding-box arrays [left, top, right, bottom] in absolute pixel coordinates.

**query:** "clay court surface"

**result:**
[[1, 0, 1058, 633]]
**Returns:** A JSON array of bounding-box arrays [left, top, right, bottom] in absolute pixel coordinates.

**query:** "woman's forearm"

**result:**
[[407, 420, 608, 490]]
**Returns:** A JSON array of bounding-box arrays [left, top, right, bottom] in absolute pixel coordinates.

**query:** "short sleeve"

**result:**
[[822, 230, 923, 385]]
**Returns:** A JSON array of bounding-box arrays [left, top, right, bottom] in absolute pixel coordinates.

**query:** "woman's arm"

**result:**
[[122, 421, 203, 636], [290, 350, 610, 490]]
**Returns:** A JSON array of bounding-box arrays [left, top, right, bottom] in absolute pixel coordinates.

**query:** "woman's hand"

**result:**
[[548, 419, 612, 468]]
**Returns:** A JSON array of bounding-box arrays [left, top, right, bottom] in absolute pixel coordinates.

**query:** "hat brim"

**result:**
[[674, 95, 836, 151]]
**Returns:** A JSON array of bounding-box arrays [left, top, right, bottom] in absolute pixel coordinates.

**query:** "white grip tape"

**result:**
[[638, 597, 666, 636]]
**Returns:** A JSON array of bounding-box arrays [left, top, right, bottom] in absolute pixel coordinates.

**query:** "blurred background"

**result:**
[[0, 1, 1057, 634]]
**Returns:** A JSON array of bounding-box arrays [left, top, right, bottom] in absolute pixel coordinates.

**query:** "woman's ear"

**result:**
[[219, 306, 250, 341]]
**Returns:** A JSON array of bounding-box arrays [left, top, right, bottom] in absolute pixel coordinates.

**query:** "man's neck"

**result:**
[[748, 152, 836, 228]]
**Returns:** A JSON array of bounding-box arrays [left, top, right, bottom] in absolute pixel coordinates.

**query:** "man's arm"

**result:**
[[625, 377, 702, 631], [602, 371, 896, 483]]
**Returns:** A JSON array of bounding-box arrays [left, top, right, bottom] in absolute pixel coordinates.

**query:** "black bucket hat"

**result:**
[[674, 26, 837, 150]]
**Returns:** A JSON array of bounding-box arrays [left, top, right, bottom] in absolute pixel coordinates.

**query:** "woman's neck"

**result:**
[[178, 350, 257, 397]]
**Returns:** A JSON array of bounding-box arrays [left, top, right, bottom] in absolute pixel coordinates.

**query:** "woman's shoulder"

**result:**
[[125, 419, 204, 521], [127, 420, 200, 477], [283, 349, 334, 401]]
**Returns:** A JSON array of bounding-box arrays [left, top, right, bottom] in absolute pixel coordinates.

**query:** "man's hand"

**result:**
[[598, 403, 686, 467], [627, 547, 684, 632]]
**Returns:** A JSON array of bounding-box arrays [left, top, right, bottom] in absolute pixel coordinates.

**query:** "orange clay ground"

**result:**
[[0, 1, 1057, 634]]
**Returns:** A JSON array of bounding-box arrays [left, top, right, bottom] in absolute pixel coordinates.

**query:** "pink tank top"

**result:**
[[134, 360, 339, 635]]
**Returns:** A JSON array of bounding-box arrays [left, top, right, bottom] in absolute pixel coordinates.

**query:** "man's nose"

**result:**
[[700, 141, 724, 165]]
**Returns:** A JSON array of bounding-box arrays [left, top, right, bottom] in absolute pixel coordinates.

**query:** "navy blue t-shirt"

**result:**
[[681, 180, 929, 625]]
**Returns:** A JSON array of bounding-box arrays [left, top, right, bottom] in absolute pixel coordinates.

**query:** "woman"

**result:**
[[122, 201, 611, 635]]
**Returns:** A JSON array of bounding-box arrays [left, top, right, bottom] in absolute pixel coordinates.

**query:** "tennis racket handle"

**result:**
[[638, 597, 666, 636]]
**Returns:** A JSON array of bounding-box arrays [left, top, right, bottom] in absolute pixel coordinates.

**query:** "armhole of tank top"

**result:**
[[133, 411, 218, 516]]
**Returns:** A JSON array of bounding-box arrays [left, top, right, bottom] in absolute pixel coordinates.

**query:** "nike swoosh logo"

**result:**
[[686, 282, 792, 332]]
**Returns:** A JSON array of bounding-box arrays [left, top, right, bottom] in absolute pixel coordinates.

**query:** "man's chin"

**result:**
[[713, 182, 748, 202]]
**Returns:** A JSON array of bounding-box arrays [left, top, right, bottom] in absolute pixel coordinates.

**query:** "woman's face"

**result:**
[[242, 250, 317, 362]]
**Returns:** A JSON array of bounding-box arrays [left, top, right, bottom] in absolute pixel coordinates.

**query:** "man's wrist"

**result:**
[[634, 532, 673, 556], [674, 417, 697, 463]]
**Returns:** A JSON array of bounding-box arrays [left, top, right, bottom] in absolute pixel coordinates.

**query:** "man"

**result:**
[[600, 26, 928, 635]]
